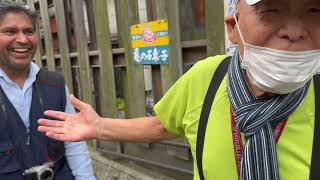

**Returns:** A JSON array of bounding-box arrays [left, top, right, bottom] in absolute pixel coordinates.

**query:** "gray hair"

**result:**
[[0, 0, 38, 28]]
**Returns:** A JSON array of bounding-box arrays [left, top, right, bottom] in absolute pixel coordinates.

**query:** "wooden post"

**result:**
[[155, 0, 188, 161], [92, 0, 117, 118], [39, 0, 55, 71], [156, 0, 183, 93], [205, 0, 226, 56], [27, 0, 42, 67], [70, 0, 93, 104], [54, 0, 74, 94], [117, 0, 146, 118], [84, 0, 97, 50]]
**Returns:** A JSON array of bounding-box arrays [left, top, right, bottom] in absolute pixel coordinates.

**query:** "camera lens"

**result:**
[[38, 168, 54, 180]]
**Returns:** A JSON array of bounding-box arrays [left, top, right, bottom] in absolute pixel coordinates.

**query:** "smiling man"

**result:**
[[0, 1, 95, 180], [38, 0, 320, 180]]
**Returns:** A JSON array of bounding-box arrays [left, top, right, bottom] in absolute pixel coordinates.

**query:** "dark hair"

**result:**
[[0, 0, 38, 28]]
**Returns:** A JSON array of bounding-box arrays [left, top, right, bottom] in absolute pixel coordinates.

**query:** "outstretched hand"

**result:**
[[38, 95, 101, 142]]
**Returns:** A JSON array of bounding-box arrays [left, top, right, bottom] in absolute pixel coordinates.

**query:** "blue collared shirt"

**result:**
[[0, 62, 96, 180]]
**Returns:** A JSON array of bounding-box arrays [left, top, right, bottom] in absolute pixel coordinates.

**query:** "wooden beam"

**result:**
[[205, 0, 226, 56], [156, 0, 183, 93], [116, 0, 146, 118], [84, 0, 97, 50], [54, 0, 74, 94], [70, 0, 93, 104], [27, 0, 42, 67], [155, 0, 188, 161], [92, 0, 117, 118], [39, 0, 55, 71]]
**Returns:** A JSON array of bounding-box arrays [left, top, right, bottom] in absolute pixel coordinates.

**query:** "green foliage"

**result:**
[[116, 98, 126, 110]]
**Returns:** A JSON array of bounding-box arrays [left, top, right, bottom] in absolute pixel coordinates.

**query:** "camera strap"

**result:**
[[0, 79, 46, 172], [0, 85, 28, 170]]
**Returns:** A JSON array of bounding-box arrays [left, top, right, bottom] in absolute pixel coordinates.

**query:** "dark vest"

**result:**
[[0, 69, 74, 180]]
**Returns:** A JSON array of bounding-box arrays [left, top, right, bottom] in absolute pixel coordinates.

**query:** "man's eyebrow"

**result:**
[[252, 3, 266, 13], [252, 4, 261, 11], [0, 26, 17, 30]]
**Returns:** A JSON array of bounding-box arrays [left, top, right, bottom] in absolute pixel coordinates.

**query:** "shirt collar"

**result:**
[[0, 62, 40, 86]]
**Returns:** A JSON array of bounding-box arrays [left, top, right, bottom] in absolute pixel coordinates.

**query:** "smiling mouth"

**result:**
[[9, 48, 32, 53]]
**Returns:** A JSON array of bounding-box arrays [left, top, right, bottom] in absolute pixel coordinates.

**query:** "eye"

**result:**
[[1, 29, 16, 35], [309, 8, 320, 15], [262, 9, 279, 13], [257, 8, 280, 17], [24, 29, 35, 36]]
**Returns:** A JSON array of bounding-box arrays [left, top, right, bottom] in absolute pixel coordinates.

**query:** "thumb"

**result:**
[[70, 95, 88, 111]]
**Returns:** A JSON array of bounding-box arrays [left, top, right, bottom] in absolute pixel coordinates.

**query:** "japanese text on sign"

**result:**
[[131, 19, 170, 64]]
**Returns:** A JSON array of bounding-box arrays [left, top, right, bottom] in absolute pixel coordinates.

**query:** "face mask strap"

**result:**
[[233, 13, 246, 45]]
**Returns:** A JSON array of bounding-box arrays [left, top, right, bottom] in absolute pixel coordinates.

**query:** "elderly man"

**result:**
[[38, 0, 320, 179], [0, 1, 95, 180]]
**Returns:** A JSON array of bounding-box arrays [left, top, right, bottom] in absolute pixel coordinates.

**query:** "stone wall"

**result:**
[[90, 150, 175, 180]]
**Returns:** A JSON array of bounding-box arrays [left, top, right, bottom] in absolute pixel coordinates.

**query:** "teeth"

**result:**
[[11, 48, 29, 53]]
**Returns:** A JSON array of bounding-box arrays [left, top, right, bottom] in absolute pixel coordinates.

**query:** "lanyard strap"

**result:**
[[196, 57, 231, 180], [0, 86, 28, 170], [310, 74, 320, 180], [230, 109, 287, 179], [0, 79, 46, 171]]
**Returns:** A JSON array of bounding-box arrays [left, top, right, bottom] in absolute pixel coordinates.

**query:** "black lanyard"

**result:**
[[196, 57, 231, 180], [309, 74, 320, 179]]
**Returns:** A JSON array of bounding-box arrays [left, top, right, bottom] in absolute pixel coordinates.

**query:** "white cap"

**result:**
[[236, 0, 263, 5], [245, 0, 263, 5]]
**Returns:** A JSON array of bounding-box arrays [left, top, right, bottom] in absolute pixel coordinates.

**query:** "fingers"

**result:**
[[70, 95, 89, 111], [38, 118, 64, 127], [37, 120, 78, 142], [38, 119, 65, 136], [44, 110, 69, 121], [45, 132, 72, 142], [38, 121, 68, 141], [38, 120, 76, 141], [37, 125, 64, 134]]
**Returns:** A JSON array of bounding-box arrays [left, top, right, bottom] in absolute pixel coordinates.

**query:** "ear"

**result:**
[[225, 14, 238, 44]]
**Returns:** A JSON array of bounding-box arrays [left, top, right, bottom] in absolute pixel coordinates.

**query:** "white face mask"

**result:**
[[233, 13, 320, 94]]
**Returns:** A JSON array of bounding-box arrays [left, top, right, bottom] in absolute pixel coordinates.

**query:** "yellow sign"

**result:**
[[131, 19, 169, 64]]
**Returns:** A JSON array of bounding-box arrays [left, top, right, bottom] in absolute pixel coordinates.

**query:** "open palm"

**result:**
[[38, 95, 101, 142]]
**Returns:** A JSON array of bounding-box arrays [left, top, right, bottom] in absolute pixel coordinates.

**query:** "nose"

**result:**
[[277, 18, 308, 42], [15, 32, 28, 44]]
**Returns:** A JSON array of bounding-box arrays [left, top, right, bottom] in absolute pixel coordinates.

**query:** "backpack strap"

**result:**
[[35, 69, 66, 111], [196, 56, 231, 180], [35, 69, 67, 162], [310, 74, 320, 180], [36, 69, 66, 88]]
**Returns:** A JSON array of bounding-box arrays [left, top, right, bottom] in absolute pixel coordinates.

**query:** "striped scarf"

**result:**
[[227, 50, 310, 180]]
